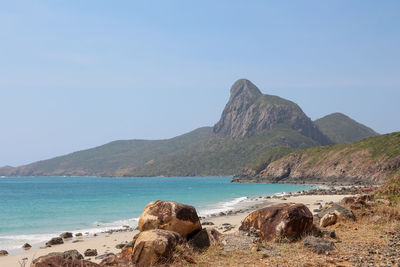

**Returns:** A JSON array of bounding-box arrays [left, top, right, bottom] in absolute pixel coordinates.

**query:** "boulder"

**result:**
[[0, 250, 8, 256], [188, 228, 222, 250], [32, 250, 84, 264], [239, 203, 313, 241], [30, 256, 99, 267], [45, 237, 64, 246], [84, 249, 98, 257], [319, 212, 337, 227], [22, 243, 32, 250], [304, 236, 334, 254], [317, 204, 355, 221], [138, 200, 202, 238], [132, 229, 181, 267], [60, 232, 73, 239]]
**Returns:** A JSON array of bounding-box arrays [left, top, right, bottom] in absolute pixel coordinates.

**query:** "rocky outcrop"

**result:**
[[138, 200, 202, 238], [213, 79, 332, 145], [239, 203, 313, 241], [131, 229, 181, 267]]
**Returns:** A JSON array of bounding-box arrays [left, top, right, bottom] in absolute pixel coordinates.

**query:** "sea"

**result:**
[[0, 176, 314, 252]]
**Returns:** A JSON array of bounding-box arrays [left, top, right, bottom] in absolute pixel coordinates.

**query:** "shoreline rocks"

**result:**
[[45, 237, 64, 246], [60, 232, 73, 239], [22, 243, 32, 250]]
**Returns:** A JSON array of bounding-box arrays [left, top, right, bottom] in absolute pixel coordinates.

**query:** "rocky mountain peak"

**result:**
[[213, 79, 332, 145], [229, 79, 262, 101]]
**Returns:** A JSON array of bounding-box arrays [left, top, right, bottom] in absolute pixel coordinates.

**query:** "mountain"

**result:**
[[315, 112, 379, 144], [213, 79, 332, 145], [0, 127, 213, 176], [233, 132, 400, 185], [1, 79, 377, 177]]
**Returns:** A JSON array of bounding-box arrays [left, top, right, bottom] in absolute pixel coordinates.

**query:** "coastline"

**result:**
[[0, 190, 354, 267]]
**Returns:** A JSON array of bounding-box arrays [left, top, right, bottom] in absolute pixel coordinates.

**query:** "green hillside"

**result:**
[[0, 127, 212, 176], [315, 112, 379, 144], [120, 124, 319, 177], [235, 132, 400, 184]]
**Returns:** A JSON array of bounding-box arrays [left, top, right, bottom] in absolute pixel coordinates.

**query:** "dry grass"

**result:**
[[171, 202, 400, 267]]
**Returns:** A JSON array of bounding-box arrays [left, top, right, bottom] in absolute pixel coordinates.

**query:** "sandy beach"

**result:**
[[0, 193, 352, 267]]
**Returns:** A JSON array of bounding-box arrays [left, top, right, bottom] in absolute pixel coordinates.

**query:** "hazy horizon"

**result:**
[[2, 1, 400, 166]]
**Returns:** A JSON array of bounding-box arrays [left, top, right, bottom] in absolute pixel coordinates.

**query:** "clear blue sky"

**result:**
[[1, 1, 399, 166]]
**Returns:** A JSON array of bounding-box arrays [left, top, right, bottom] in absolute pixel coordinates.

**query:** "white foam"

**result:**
[[198, 196, 261, 217], [0, 217, 139, 251]]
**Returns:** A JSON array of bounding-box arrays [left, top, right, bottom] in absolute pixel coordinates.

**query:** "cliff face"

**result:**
[[213, 79, 332, 145], [233, 132, 400, 185]]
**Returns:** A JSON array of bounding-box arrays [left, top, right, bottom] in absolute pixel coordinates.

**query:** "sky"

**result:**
[[1, 1, 399, 166]]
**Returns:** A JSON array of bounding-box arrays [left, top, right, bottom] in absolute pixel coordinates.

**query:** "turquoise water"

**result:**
[[0, 177, 313, 250]]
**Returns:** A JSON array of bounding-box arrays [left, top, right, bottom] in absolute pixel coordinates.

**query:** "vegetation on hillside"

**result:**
[[242, 132, 400, 184], [119, 124, 320, 177], [315, 112, 379, 144]]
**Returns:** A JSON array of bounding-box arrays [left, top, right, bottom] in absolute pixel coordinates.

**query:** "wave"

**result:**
[[0, 217, 139, 251]]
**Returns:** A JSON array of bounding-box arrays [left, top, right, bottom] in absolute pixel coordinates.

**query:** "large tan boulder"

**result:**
[[239, 203, 313, 242], [320, 212, 337, 227], [138, 200, 201, 237], [132, 229, 181, 267]]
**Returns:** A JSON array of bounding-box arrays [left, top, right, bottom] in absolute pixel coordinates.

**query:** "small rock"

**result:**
[[251, 245, 259, 252], [0, 250, 8, 256], [84, 249, 98, 257], [75, 233, 83, 237], [304, 236, 334, 254], [201, 221, 215, 226], [60, 232, 73, 239], [115, 243, 125, 249], [320, 212, 337, 227], [46, 237, 64, 246], [95, 253, 115, 260], [321, 229, 336, 238], [22, 243, 32, 250]]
